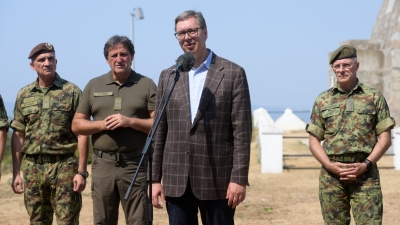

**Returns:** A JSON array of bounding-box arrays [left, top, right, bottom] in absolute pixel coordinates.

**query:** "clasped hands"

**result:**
[[327, 161, 367, 180], [104, 113, 131, 130]]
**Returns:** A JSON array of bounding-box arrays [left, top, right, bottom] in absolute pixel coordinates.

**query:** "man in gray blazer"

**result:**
[[151, 10, 252, 225]]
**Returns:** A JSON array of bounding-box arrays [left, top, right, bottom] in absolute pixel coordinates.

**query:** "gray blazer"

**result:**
[[152, 53, 252, 200]]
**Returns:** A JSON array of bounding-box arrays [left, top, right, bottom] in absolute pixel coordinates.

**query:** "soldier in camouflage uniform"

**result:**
[[10, 43, 89, 225], [0, 94, 9, 182], [306, 45, 395, 225]]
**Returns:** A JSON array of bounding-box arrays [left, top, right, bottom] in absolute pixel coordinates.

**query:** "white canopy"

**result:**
[[274, 108, 307, 131], [253, 107, 274, 128]]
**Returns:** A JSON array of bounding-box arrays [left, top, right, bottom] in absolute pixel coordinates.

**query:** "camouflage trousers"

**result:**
[[319, 165, 382, 225], [22, 155, 82, 225]]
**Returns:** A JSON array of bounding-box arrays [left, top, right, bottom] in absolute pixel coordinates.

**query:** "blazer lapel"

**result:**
[[178, 71, 192, 125], [191, 54, 224, 127]]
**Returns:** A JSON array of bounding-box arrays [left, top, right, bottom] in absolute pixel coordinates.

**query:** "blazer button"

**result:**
[[187, 151, 190, 155]]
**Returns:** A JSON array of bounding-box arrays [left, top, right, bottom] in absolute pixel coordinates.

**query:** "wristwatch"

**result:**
[[364, 159, 372, 170], [77, 170, 89, 179]]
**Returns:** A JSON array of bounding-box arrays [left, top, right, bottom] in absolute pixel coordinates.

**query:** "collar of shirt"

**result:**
[[194, 48, 213, 71], [331, 79, 364, 95], [105, 70, 139, 86], [30, 72, 63, 92], [188, 49, 213, 123]]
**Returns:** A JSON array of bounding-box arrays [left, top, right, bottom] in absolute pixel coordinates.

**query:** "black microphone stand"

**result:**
[[124, 70, 181, 225]]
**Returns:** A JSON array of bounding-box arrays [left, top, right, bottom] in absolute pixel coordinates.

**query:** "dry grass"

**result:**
[[1, 130, 399, 224]]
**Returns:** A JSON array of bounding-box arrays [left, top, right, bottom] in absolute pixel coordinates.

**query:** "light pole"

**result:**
[[130, 7, 144, 71]]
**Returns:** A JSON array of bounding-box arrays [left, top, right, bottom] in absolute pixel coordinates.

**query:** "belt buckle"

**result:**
[[42, 155, 51, 163]]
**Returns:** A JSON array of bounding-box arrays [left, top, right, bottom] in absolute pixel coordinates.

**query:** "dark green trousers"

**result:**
[[91, 153, 147, 225]]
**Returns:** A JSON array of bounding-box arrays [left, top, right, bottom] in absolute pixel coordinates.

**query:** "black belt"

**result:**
[[328, 153, 369, 163], [24, 154, 73, 164], [93, 149, 142, 161]]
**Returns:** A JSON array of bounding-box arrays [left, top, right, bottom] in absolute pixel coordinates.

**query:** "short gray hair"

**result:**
[[103, 35, 135, 59], [174, 10, 207, 31]]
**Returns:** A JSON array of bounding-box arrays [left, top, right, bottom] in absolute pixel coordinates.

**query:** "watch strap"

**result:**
[[364, 159, 372, 170], [77, 170, 89, 178]]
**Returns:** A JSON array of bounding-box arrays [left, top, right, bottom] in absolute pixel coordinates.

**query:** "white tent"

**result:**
[[253, 107, 275, 129], [274, 108, 307, 131]]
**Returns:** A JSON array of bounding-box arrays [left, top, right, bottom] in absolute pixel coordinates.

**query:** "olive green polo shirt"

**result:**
[[306, 81, 395, 155], [10, 73, 81, 155], [77, 70, 157, 153], [0, 94, 9, 131]]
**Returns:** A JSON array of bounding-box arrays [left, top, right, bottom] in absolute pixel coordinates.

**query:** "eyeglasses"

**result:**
[[174, 27, 202, 40], [331, 62, 356, 71]]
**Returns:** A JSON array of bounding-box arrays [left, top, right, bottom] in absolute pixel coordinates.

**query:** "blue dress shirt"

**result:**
[[188, 49, 213, 123]]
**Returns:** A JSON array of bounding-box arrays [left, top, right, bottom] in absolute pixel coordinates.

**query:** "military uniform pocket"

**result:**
[[21, 105, 39, 126], [321, 105, 340, 135], [357, 105, 376, 131], [52, 102, 72, 126]]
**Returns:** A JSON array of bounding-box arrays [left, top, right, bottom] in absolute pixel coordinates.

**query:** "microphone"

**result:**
[[169, 52, 195, 74]]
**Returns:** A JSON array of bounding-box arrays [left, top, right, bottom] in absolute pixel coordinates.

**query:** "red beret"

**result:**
[[28, 43, 55, 59]]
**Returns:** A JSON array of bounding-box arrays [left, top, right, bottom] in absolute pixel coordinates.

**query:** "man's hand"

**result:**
[[151, 182, 165, 209], [11, 175, 24, 194], [325, 162, 353, 176], [226, 182, 246, 209], [338, 162, 367, 180], [105, 113, 131, 130], [325, 162, 367, 180], [73, 174, 86, 192]]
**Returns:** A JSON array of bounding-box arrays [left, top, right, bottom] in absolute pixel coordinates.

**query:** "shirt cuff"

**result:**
[[0, 120, 8, 131], [10, 120, 25, 132], [376, 117, 395, 135], [306, 124, 325, 141]]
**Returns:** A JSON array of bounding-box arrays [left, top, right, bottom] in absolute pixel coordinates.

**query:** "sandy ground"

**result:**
[[1, 130, 399, 225]]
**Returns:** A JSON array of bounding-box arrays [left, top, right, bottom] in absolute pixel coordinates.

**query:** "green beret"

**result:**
[[329, 45, 357, 65], [28, 43, 55, 59]]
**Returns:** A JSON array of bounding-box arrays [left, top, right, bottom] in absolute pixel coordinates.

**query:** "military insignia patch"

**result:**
[[343, 48, 350, 56], [45, 43, 53, 50], [114, 97, 122, 110], [346, 99, 354, 112]]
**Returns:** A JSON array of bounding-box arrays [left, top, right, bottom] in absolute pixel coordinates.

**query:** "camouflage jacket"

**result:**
[[11, 73, 82, 155], [306, 81, 395, 155], [0, 94, 8, 130]]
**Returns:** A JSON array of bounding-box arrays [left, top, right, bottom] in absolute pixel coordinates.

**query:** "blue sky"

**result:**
[[0, 1, 383, 122]]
